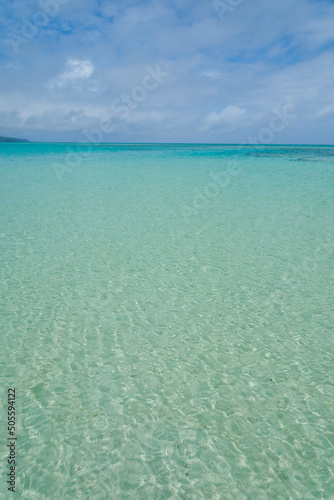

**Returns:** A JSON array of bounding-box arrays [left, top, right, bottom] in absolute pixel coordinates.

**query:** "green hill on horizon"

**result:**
[[0, 136, 30, 143]]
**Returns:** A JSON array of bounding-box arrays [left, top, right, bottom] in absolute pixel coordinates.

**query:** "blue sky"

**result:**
[[1, 0, 334, 143]]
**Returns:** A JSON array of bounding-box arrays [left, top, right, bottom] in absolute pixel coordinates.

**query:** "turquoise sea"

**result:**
[[1, 143, 333, 499]]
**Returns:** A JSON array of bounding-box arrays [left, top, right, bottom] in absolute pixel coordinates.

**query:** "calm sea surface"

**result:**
[[1, 144, 333, 499]]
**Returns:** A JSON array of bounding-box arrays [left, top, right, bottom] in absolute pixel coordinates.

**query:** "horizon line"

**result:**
[[1, 141, 334, 147]]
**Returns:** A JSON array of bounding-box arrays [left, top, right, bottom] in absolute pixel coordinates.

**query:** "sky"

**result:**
[[0, 0, 334, 143]]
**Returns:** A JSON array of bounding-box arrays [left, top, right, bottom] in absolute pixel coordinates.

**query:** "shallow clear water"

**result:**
[[0, 144, 333, 499]]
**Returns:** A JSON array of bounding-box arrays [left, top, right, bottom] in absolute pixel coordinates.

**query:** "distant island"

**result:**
[[0, 136, 31, 143]]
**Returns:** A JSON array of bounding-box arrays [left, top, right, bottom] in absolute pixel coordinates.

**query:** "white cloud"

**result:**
[[200, 71, 223, 79], [203, 106, 247, 131], [52, 59, 95, 88]]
